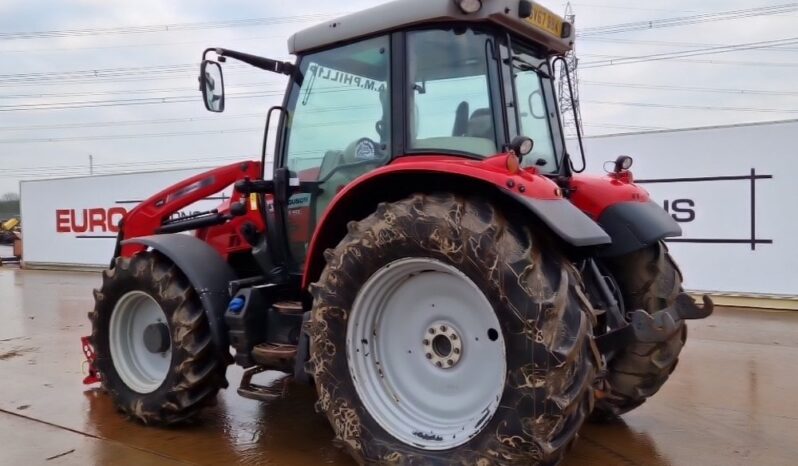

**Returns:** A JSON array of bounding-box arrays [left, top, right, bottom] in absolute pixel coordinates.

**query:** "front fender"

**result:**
[[122, 234, 236, 359], [302, 156, 611, 288]]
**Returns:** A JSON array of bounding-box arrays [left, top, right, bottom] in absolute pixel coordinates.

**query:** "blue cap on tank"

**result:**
[[228, 296, 245, 313]]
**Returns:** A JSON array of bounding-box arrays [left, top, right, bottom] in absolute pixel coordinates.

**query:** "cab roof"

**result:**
[[288, 0, 574, 55]]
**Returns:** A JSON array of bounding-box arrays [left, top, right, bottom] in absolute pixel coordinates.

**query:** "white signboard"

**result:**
[[575, 120, 797, 297], [20, 168, 230, 268]]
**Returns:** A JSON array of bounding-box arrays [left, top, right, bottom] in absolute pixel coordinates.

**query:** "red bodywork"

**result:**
[[568, 171, 649, 220], [119, 161, 265, 259], [115, 154, 650, 281]]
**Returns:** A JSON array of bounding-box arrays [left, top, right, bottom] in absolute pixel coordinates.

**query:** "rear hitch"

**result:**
[[596, 293, 713, 354], [80, 336, 101, 385], [630, 293, 713, 343]]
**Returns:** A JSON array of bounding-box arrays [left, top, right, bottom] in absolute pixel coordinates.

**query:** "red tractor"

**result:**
[[86, 1, 712, 464]]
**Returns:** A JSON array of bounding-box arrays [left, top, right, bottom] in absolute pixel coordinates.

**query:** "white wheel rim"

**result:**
[[347, 258, 506, 450], [109, 291, 172, 394]]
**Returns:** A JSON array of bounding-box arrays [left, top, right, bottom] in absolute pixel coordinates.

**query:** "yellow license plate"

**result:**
[[528, 4, 563, 37]]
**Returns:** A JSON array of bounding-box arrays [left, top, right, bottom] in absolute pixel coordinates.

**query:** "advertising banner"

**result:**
[[577, 120, 796, 296], [20, 168, 226, 268]]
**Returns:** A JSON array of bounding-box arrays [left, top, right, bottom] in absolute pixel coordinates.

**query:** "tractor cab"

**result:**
[[199, 0, 578, 270]]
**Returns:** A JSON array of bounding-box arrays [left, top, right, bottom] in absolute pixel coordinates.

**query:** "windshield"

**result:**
[[407, 29, 499, 157]]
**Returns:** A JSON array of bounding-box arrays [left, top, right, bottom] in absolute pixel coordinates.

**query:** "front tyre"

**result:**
[[89, 252, 228, 425], [307, 194, 598, 465]]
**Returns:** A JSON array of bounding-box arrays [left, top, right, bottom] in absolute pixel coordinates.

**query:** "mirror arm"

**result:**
[[210, 48, 295, 76]]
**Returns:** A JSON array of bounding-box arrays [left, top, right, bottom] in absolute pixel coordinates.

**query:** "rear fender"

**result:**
[[302, 158, 611, 288], [122, 234, 236, 360], [569, 174, 681, 257]]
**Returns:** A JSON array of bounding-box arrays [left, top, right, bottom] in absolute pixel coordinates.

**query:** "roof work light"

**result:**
[[454, 0, 483, 14]]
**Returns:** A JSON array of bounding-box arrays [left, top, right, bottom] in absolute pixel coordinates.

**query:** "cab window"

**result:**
[[407, 29, 498, 157], [284, 35, 391, 180], [510, 48, 558, 171]]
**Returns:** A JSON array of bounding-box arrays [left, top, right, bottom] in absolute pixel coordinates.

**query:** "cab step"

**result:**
[[251, 342, 297, 370], [273, 300, 304, 315], [237, 366, 291, 401]]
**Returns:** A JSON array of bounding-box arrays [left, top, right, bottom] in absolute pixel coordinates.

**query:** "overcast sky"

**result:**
[[1, 0, 796, 194]]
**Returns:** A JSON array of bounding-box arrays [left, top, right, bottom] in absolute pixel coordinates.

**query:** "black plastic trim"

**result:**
[[507, 193, 611, 247], [597, 200, 682, 257]]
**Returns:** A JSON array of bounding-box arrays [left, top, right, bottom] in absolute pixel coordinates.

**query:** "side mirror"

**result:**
[[200, 60, 225, 113]]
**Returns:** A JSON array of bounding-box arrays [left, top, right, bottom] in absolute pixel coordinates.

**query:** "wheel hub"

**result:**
[[143, 323, 170, 354], [423, 322, 462, 369], [109, 291, 172, 394]]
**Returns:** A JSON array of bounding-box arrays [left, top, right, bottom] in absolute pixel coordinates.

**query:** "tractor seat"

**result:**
[[466, 108, 494, 140]]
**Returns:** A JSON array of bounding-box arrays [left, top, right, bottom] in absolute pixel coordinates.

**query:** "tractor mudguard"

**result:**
[[506, 192, 611, 248], [596, 201, 682, 257], [568, 173, 681, 257], [122, 234, 236, 360], [301, 157, 612, 288]]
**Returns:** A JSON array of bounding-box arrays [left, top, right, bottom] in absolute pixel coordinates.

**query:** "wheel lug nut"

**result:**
[[450, 334, 457, 341], [428, 328, 435, 335], [426, 353, 432, 359], [423, 339, 430, 346], [435, 361, 442, 367], [440, 325, 447, 332], [447, 360, 454, 366], [453, 348, 460, 354]]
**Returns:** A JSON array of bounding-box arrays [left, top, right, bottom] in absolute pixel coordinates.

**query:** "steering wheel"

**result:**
[[317, 137, 388, 184]]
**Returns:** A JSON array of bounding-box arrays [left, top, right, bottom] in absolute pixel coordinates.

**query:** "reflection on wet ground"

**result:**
[[1, 268, 797, 465]]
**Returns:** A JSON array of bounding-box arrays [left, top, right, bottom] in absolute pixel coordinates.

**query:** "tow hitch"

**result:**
[[596, 293, 714, 354]]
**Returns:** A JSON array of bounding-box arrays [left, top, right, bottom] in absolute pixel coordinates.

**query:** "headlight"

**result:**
[[614, 155, 634, 172], [510, 136, 535, 158], [454, 0, 482, 14]]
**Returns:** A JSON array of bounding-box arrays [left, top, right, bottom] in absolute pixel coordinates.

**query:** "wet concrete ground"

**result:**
[[1, 267, 796, 465]]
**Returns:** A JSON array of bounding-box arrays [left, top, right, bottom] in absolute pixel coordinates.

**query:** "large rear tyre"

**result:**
[[307, 194, 597, 465], [594, 242, 685, 417], [89, 252, 228, 425]]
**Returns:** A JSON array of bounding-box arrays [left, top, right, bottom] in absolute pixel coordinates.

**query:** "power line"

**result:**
[[0, 82, 279, 100], [0, 14, 340, 41], [0, 113, 264, 132], [1, 156, 253, 176], [582, 122, 671, 131], [581, 80, 798, 97], [0, 90, 285, 112], [0, 127, 260, 144], [579, 52, 798, 68], [584, 99, 798, 114], [0, 34, 284, 54], [581, 37, 798, 68], [581, 37, 798, 53], [580, 3, 798, 36]]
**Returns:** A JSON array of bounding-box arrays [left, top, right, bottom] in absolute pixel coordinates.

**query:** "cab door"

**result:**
[[277, 35, 393, 269]]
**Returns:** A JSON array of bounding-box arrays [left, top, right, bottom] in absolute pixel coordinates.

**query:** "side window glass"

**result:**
[[513, 61, 557, 171], [407, 29, 498, 157], [282, 35, 391, 264]]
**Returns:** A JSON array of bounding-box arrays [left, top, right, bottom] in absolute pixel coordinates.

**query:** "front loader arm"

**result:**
[[118, 161, 262, 258]]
